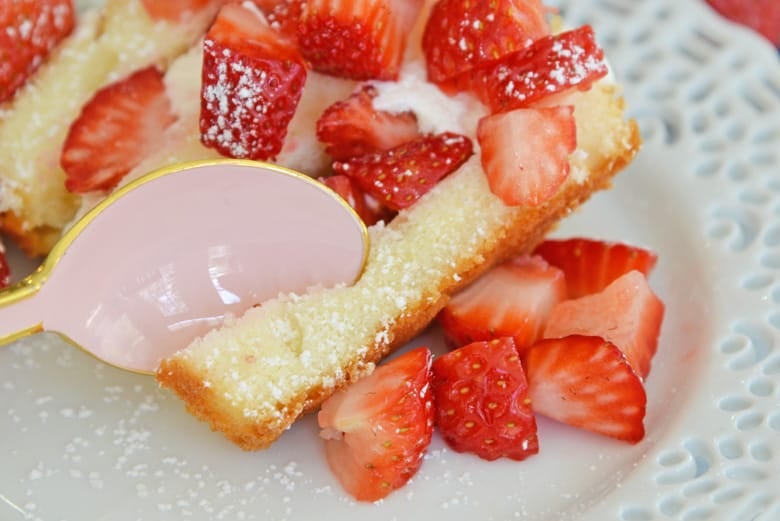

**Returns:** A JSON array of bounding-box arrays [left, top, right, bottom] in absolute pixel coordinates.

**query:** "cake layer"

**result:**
[[158, 82, 641, 450], [0, 0, 220, 256]]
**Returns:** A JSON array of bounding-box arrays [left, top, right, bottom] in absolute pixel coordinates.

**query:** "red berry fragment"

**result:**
[[534, 238, 659, 299], [318, 347, 434, 502], [432, 338, 539, 461], [422, 0, 549, 86], [523, 335, 647, 443], [0, 0, 75, 103], [316, 85, 420, 161], [334, 132, 473, 211], [438, 255, 566, 353], [200, 2, 306, 160], [61, 67, 176, 193]]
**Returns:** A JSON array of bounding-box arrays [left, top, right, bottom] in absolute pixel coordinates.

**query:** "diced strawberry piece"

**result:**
[[522, 335, 646, 443], [323, 175, 392, 226], [318, 347, 434, 502], [0, 239, 10, 289], [140, 0, 218, 22], [0, 0, 74, 103], [422, 0, 549, 86], [251, 0, 305, 39], [438, 255, 566, 353], [316, 85, 420, 161], [297, 0, 424, 80], [534, 238, 659, 299], [333, 132, 473, 211], [543, 271, 665, 379], [456, 26, 608, 112], [431, 338, 538, 461], [478, 105, 576, 207], [706, 0, 780, 46], [61, 66, 176, 194], [200, 2, 306, 160]]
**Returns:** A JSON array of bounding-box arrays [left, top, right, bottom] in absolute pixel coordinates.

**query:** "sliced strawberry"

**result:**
[[478, 105, 576, 207], [200, 3, 306, 160], [297, 0, 424, 80], [140, 0, 218, 22], [61, 66, 176, 194], [543, 271, 665, 379], [432, 338, 538, 461], [706, 0, 780, 46], [422, 0, 549, 86], [438, 255, 566, 353], [316, 85, 420, 161], [318, 347, 433, 502], [0, 0, 75, 103], [0, 239, 10, 289], [522, 335, 646, 443], [456, 26, 608, 112], [323, 175, 392, 226], [534, 238, 659, 299], [333, 132, 473, 211]]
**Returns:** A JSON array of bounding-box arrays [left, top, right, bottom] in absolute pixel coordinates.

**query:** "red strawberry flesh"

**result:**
[[316, 84, 420, 161], [422, 0, 549, 85], [523, 335, 646, 443], [297, 0, 423, 81], [459, 25, 608, 112], [706, 0, 780, 46], [543, 270, 665, 379], [333, 132, 473, 210], [431, 338, 538, 461], [318, 347, 434, 502], [534, 237, 659, 299], [0, 0, 75, 103], [478, 105, 576, 207], [200, 2, 306, 160], [438, 254, 566, 352], [0, 239, 10, 289], [61, 66, 176, 194]]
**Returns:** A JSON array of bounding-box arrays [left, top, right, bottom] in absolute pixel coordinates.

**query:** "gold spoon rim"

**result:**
[[0, 158, 370, 376]]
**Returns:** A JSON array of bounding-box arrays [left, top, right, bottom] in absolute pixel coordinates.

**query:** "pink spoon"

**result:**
[[0, 160, 368, 375]]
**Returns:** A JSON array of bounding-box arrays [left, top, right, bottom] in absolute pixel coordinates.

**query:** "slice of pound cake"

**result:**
[[156, 0, 642, 450], [0, 0, 223, 256]]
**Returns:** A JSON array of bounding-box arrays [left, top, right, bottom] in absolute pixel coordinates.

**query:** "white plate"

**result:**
[[2, 0, 780, 520]]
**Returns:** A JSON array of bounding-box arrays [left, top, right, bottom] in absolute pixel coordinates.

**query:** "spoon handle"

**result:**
[[0, 288, 44, 346]]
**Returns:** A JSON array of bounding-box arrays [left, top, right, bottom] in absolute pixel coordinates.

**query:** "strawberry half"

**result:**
[[140, 0, 218, 22], [478, 105, 576, 207], [200, 2, 306, 160], [323, 175, 392, 226], [316, 85, 420, 161], [318, 347, 434, 502], [61, 66, 176, 194], [706, 0, 780, 46], [522, 335, 646, 443], [0, 239, 10, 289], [0, 0, 75, 103], [422, 0, 549, 86], [457, 25, 608, 112], [543, 271, 665, 379], [534, 238, 659, 299], [431, 338, 539, 461], [297, 0, 423, 80], [438, 255, 566, 353], [333, 132, 473, 211]]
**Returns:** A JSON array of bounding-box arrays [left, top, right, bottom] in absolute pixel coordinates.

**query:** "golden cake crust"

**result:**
[[157, 86, 642, 450]]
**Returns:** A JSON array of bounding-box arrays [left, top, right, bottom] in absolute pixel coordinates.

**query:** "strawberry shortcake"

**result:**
[[1, 0, 645, 497]]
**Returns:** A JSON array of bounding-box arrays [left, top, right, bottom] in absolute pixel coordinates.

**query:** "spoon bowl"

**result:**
[[0, 160, 368, 374]]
